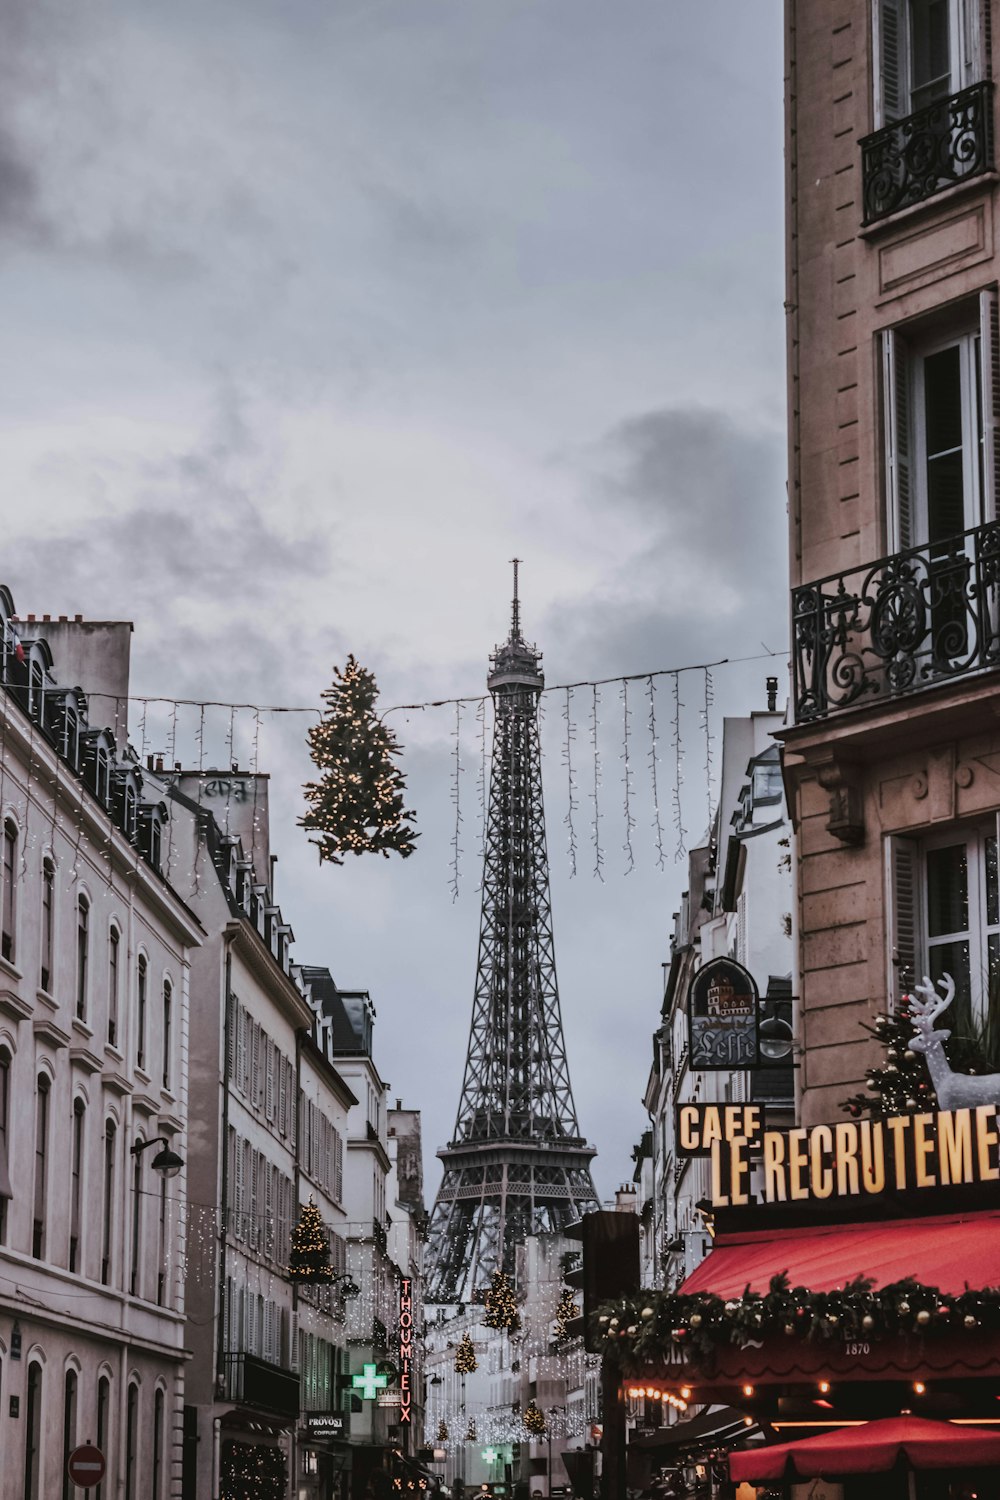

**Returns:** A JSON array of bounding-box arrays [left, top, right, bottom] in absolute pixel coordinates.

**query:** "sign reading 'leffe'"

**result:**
[[704, 1103, 1000, 1209], [687, 958, 759, 1071]]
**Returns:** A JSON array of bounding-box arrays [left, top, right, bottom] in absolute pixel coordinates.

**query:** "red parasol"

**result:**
[[729, 1417, 1000, 1481]]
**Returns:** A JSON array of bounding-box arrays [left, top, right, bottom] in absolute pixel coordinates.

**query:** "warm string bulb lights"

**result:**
[[286, 1197, 337, 1283], [552, 1287, 579, 1342], [523, 1400, 546, 1436], [483, 1269, 521, 1333], [301, 655, 418, 866], [454, 1331, 478, 1374]]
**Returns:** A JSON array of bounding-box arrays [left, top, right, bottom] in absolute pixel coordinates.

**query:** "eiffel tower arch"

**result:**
[[425, 566, 599, 1305]]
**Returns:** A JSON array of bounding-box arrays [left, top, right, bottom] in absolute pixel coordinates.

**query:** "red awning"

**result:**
[[680, 1210, 1000, 1298], [730, 1416, 1000, 1480]]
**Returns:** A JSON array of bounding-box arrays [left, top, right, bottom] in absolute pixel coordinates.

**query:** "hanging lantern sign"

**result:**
[[688, 957, 758, 1070]]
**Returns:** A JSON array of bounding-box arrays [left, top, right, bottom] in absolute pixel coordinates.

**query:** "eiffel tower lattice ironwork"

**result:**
[[425, 564, 599, 1304]]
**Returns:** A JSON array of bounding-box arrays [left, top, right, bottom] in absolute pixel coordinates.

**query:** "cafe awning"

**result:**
[[729, 1416, 1000, 1480], [681, 1209, 1000, 1298]]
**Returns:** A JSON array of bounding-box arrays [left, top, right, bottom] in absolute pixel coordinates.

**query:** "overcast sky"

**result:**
[[2, 0, 787, 1203]]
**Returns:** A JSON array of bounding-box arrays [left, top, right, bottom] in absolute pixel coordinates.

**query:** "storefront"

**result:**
[[600, 1104, 1000, 1497]]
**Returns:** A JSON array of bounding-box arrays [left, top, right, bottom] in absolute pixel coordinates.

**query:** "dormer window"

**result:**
[[96, 750, 110, 806], [62, 703, 79, 770], [28, 660, 44, 722], [122, 784, 137, 843]]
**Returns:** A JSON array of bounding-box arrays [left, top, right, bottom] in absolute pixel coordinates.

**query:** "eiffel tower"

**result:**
[[425, 563, 599, 1304]]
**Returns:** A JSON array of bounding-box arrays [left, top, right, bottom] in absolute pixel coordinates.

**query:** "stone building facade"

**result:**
[[782, 0, 1000, 1122], [0, 590, 201, 1500]]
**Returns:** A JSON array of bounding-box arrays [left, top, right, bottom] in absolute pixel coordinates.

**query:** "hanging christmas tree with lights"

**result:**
[[301, 655, 418, 865], [483, 1268, 521, 1332], [466, 1419, 477, 1442], [437, 1420, 449, 1442], [552, 1287, 579, 1342], [523, 1401, 546, 1437], [286, 1197, 336, 1283], [841, 999, 935, 1118], [454, 1331, 478, 1374]]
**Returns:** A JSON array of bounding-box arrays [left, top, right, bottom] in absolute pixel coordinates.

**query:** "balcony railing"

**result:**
[[793, 521, 1000, 722], [221, 1352, 300, 1421], [860, 81, 993, 225]]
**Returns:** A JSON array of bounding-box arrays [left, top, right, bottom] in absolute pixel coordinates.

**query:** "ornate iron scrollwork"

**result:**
[[793, 521, 1000, 722], [860, 81, 994, 226]]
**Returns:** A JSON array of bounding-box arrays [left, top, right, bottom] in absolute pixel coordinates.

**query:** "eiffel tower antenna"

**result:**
[[425, 567, 599, 1304]]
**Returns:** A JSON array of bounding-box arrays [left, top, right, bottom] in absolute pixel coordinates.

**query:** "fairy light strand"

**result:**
[[672, 673, 686, 862], [620, 679, 635, 875], [450, 701, 463, 902], [562, 686, 578, 879], [646, 675, 667, 872], [702, 667, 715, 833], [591, 685, 604, 883]]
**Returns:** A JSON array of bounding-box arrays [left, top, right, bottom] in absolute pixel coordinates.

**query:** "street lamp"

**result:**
[[130, 1135, 184, 1179], [546, 1406, 566, 1498]]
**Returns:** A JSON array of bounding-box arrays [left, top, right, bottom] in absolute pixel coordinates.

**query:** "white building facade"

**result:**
[[0, 590, 201, 1500]]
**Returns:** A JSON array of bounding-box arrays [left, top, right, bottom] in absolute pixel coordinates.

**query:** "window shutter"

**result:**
[[225, 994, 235, 1079], [874, 0, 907, 125], [886, 834, 923, 1005], [980, 288, 1000, 522], [278, 1055, 287, 1136], [236, 1006, 247, 1095], [265, 1038, 275, 1122], [883, 328, 913, 551], [959, 0, 983, 86]]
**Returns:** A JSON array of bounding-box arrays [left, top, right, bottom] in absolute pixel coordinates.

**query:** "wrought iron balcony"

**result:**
[[221, 1352, 300, 1420], [860, 81, 993, 226], [792, 521, 1000, 722]]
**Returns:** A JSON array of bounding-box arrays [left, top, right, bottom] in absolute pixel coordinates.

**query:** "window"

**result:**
[[61, 1370, 77, 1500], [23, 1360, 42, 1500], [76, 896, 89, 1023], [108, 927, 120, 1048], [70, 1101, 85, 1274], [28, 660, 43, 722], [136, 956, 147, 1071], [33, 1075, 49, 1259], [2, 820, 16, 963], [883, 302, 997, 557], [40, 859, 54, 992], [101, 1121, 116, 1285], [152, 1389, 164, 1500], [873, 0, 978, 124], [888, 820, 1000, 1035], [157, 1175, 168, 1307], [0, 1047, 10, 1245], [125, 1383, 138, 1500], [162, 980, 172, 1090], [123, 785, 136, 843], [130, 1137, 142, 1298], [96, 1377, 111, 1500]]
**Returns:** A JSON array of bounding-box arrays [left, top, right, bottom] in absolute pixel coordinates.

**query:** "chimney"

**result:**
[[614, 1184, 637, 1213], [766, 675, 779, 712]]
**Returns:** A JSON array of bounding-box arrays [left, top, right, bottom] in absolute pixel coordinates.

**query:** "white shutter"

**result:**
[[886, 834, 923, 1005], [265, 1038, 275, 1122], [236, 1006, 247, 1095], [980, 288, 999, 522], [884, 328, 914, 551], [959, 0, 983, 88], [278, 1055, 287, 1136], [233, 1132, 244, 1240], [874, 0, 907, 125]]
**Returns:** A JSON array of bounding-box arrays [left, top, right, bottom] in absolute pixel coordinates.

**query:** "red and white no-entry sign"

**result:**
[[68, 1445, 106, 1488]]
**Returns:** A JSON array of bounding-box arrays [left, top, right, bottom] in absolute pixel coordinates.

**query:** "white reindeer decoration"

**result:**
[[908, 973, 1000, 1109]]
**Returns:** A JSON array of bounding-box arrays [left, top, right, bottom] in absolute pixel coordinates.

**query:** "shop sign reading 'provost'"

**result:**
[[702, 1103, 1000, 1208]]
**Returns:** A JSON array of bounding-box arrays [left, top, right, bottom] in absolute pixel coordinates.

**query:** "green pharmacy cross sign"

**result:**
[[482, 1449, 498, 1465], [353, 1364, 389, 1401]]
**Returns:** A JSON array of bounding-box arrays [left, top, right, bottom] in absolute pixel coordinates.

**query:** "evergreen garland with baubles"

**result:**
[[287, 1198, 336, 1283], [841, 997, 936, 1117], [454, 1331, 478, 1374], [301, 656, 418, 865], [483, 1268, 521, 1333]]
